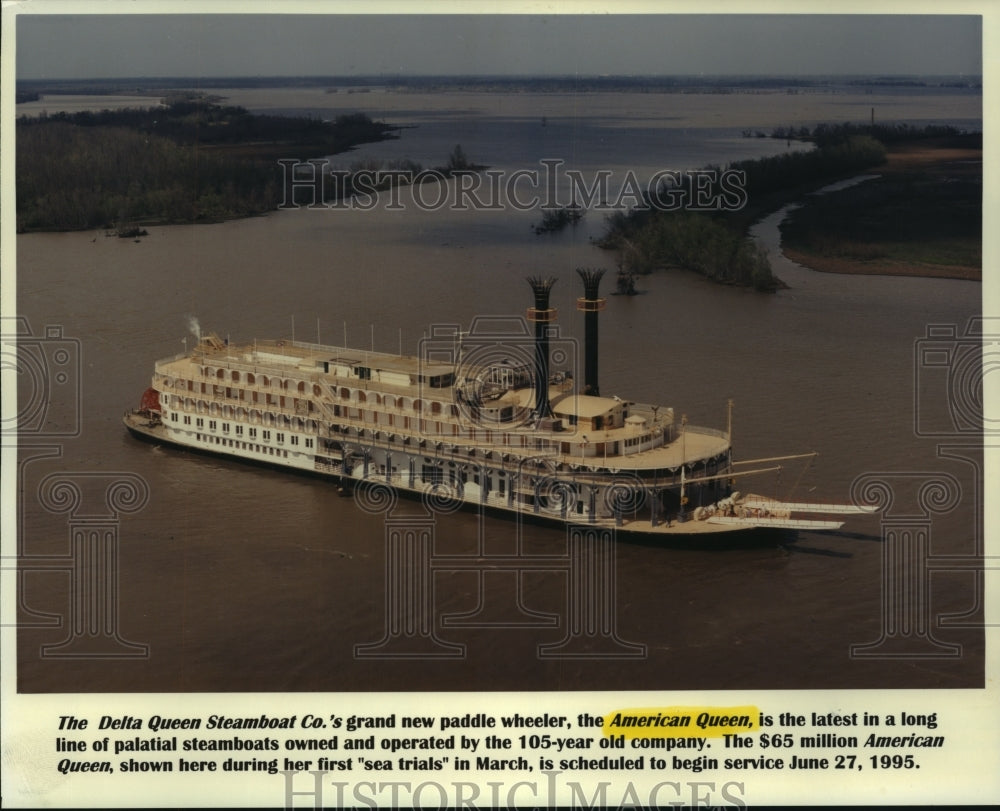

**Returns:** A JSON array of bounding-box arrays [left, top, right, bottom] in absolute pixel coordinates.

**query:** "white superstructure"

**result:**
[[125, 274, 871, 537]]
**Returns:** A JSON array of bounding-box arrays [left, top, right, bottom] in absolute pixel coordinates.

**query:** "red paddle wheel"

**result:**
[[139, 388, 160, 413]]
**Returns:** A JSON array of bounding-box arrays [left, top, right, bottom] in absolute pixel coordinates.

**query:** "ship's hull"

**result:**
[[123, 411, 764, 540]]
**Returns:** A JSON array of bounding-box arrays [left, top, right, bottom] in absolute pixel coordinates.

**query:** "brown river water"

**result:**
[[14, 86, 984, 693]]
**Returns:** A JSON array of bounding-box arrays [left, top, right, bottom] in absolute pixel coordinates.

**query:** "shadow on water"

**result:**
[[780, 542, 853, 559], [825, 528, 884, 543], [619, 526, 798, 552]]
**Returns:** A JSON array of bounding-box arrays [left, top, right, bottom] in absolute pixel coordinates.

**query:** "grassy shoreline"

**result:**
[[597, 133, 891, 291], [777, 139, 981, 281], [15, 97, 398, 233]]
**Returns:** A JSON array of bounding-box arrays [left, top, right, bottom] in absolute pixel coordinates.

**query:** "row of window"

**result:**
[[196, 434, 292, 458], [165, 397, 315, 431], [195, 370, 317, 392], [169, 412, 314, 448], [163, 389, 313, 416], [624, 434, 652, 449], [164, 375, 463, 418], [190, 367, 452, 398]]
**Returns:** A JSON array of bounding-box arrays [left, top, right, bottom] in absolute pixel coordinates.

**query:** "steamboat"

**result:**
[[124, 272, 871, 537]]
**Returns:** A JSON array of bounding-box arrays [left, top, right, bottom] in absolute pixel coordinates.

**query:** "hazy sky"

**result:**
[[15, 12, 982, 80]]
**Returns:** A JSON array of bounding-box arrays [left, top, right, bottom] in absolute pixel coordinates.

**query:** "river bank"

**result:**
[[14, 97, 398, 232], [777, 139, 982, 281]]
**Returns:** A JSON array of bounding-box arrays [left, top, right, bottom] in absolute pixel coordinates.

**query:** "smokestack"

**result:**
[[575, 268, 606, 396], [526, 276, 557, 418]]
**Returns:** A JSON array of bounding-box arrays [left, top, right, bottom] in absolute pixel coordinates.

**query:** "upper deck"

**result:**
[[152, 335, 730, 472]]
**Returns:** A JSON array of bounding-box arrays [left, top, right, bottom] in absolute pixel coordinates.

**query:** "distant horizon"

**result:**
[[16, 72, 985, 85], [14, 14, 982, 81]]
